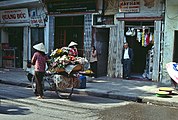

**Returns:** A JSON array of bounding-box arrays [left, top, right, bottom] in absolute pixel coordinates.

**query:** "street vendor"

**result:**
[[68, 41, 78, 57], [31, 43, 48, 99]]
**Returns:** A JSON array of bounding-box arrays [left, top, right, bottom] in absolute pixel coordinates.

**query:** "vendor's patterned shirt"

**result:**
[[31, 52, 48, 72]]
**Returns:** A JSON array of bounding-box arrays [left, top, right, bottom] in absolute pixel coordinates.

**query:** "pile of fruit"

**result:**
[[48, 47, 88, 73]]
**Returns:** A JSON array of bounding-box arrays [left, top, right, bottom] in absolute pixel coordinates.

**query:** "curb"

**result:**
[[73, 89, 140, 101], [73, 89, 178, 107], [141, 97, 178, 107]]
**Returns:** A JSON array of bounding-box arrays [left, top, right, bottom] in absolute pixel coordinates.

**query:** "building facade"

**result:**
[[162, 0, 178, 84], [94, 0, 165, 82], [0, 0, 177, 85], [0, 0, 49, 69]]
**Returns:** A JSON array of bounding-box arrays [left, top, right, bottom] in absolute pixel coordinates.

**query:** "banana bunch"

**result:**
[[85, 70, 93, 74]]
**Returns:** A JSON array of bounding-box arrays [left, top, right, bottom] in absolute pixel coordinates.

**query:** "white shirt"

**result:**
[[124, 48, 130, 59], [90, 50, 97, 62]]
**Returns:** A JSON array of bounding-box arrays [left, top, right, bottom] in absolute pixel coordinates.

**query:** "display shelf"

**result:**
[[2, 48, 16, 68]]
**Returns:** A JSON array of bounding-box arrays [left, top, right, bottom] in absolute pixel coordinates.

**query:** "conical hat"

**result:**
[[68, 41, 78, 47], [33, 43, 46, 53]]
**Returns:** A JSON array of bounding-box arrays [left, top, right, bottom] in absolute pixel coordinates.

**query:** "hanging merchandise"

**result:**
[[124, 36, 126, 43], [145, 33, 150, 46], [144, 33, 147, 47], [131, 28, 136, 36], [126, 28, 132, 36], [150, 33, 153, 42], [137, 29, 142, 42], [142, 46, 154, 79], [150, 33, 154, 44], [142, 29, 145, 46]]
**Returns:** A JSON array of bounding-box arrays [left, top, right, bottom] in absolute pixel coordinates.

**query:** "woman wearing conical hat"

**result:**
[[31, 43, 48, 99], [68, 41, 78, 57]]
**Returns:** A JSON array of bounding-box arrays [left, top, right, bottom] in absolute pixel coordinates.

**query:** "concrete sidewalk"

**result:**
[[0, 68, 178, 107]]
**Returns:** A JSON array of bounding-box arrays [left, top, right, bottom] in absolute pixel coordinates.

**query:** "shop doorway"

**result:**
[[93, 28, 109, 77], [125, 21, 154, 78], [55, 16, 84, 56], [8, 27, 23, 68], [173, 31, 178, 62]]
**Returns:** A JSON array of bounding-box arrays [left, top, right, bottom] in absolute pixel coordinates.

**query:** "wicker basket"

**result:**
[[54, 67, 65, 73], [72, 64, 83, 72]]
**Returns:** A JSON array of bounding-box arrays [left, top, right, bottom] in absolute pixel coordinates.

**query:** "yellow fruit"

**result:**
[[85, 70, 93, 74], [56, 49, 62, 54]]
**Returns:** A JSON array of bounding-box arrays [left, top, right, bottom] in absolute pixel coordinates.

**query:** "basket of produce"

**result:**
[[48, 46, 88, 75]]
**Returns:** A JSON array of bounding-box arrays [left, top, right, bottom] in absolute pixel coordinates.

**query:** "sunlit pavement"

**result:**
[[0, 68, 178, 107]]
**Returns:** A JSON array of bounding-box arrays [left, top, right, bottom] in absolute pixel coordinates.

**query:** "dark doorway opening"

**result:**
[[126, 36, 153, 74], [173, 31, 178, 62], [8, 27, 23, 68], [93, 28, 109, 77], [125, 21, 154, 78]]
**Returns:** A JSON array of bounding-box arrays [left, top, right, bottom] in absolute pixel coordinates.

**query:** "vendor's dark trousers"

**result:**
[[34, 71, 45, 97], [123, 59, 132, 79], [90, 61, 97, 78]]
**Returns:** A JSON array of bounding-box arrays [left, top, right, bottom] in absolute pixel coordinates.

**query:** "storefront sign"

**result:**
[[30, 16, 45, 27], [44, 0, 97, 14], [0, 8, 29, 23], [119, 1, 140, 13]]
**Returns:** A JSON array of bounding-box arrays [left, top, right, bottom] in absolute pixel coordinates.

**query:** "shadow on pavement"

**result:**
[[0, 104, 32, 115]]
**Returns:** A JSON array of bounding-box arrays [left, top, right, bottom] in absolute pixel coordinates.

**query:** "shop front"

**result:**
[[0, 8, 30, 68], [94, 0, 165, 81], [43, 0, 102, 59], [117, 18, 163, 81], [0, 0, 48, 69], [116, 0, 164, 82]]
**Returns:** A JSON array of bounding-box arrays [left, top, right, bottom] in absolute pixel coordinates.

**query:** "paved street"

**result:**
[[1, 68, 178, 108], [1, 83, 178, 120], [100, 102, 178, 120], [0, 83, 130, 120]]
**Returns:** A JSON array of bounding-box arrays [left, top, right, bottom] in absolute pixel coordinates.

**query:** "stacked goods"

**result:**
[[47, 47, 88, 90], [48, 47, 88, 73]]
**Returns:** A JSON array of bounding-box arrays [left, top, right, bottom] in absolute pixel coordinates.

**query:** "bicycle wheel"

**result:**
[[55, 87, 74, 99]]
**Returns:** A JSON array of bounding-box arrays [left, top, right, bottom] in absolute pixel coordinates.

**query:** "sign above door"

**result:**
[[43, 0, 97, 15]]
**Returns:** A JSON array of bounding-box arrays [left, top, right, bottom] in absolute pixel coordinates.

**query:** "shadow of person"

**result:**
[[0, 104, 31, 115]]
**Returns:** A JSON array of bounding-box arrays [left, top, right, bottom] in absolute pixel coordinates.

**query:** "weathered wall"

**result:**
[[162, 1, 178, 84], [116, 0, 163, 18]]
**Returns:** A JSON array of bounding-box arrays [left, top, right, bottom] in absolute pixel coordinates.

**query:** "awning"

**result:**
[[0, 0, 40, 9], [43, 0, 97, 15]]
